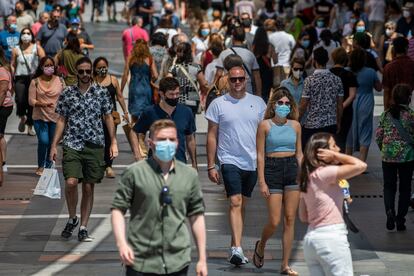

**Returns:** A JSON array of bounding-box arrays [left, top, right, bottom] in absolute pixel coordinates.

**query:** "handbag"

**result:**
[[112, 111, 121, 125], [57, 50, 69, 78], [33, 163, 61, 199]]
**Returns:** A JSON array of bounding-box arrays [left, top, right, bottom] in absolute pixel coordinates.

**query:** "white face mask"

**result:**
[[21, 34, 32, 43], [292, 69, 303, 79], [403, 10, 411, 18], [385, 29, 394, 37]]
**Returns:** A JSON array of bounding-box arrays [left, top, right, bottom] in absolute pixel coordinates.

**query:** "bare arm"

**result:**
[[50, 116, 66, 161], [130, 131, 143, 161], [206, 121, 220, 183], [253, 70, 262, 97], [299, 97, 309, 120], [196, 71, 208, 96], [374, 80, 382, 92], [298, 196, 308, 223], [189, 214, 207, 276], [37, 44, 46, 59], [10, 49, 17, 75], [103, 113, 118, 159], [0, 80, 8, 107], [186, 134, 198, 170], [257, 121, 270, 198], [120, 59, 130, 95], [336, 96, 343, 133], [213, 68, 224, 86], [343, 87, 356, 109], [318, 149, 368, 180], [112, 76, 129, 122], [111, 209, 135, 266], [293, 121, 304, 176]]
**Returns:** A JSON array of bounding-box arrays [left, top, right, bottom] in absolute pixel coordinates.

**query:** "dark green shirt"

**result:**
[[111, 158, 205, 274]]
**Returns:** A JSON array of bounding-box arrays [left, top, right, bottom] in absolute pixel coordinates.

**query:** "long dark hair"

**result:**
[[64, 33, 81, 54], [92, 56, 108, 77], [300, 132, 333, 192], [252, 27, 269, 57], [176, 42, 193, 64], [0, 47, 10, 71], [349, 48, 366, 73], [389, 84, 412, 119], [33, 56, 57, 79], [19, 27, 36, 47]]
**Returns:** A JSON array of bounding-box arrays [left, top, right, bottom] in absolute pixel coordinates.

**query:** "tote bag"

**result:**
[[33, 164, 61, 199]]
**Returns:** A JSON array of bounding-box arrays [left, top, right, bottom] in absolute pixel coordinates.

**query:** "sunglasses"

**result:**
[[277, 100, 291, 106], [160, 186, 172, 205], [292, 68, 304, 71], [22, 32, 31, 35], [229, 77, 246, 83], [78, 69, 92, 75]]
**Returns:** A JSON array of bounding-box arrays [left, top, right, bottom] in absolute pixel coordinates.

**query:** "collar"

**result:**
[[147, 157, 176, 175], [157, 103, 176, 117], [288, 76, 304, 84], [314, 69, 329, 74]]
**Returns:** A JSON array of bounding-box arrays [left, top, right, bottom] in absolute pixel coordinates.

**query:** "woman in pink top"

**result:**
[[29, 57, 64, 176], [299, 133, 367, 276]]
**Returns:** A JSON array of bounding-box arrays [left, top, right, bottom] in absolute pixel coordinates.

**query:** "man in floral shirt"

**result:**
[[50, 57, 118, 242]]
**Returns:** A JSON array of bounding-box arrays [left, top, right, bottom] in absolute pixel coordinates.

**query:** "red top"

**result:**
[[122, 26, 149, 61]]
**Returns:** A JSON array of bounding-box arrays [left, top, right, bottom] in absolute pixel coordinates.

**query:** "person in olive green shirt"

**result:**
[[111, 119, 207, 276]]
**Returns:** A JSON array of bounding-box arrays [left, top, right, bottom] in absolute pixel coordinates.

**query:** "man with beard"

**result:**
[[50, 57, 118, 242], [36, 9, 67, 57]]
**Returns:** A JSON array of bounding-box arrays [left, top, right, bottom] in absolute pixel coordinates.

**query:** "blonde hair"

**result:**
[[149, 119, 177, 138], [129, 39, 151, 66], [264, 87, 299, 120]]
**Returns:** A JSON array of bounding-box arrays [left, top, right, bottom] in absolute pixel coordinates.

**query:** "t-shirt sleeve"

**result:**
[[55, 89, 67, 117], [337, 77, 344, 97], [133, 110, 150, 134], [205, 99, 220, 124], [111, 169, 135, 213], [36, 27, 44, 41], [258, 97, 267, 120], [252, 54, 260, 70], [318, 165, 339, 185], [186, 173, 205, 217]]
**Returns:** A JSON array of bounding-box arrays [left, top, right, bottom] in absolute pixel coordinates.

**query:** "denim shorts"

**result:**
[[221, 164, 257, 198], [264, 156, 299, 194]]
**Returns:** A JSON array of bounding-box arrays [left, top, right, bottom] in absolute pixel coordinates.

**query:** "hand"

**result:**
[[259, 183, 270, 198], [46, 102, 54, 108], [192, 162, 198, 171], [196, 260, 208, 276], [122, 113, 130, 123], [317, 149, 337, 163], [134, 154, 143, 162], [50, 146, 57, 162], [208, 168, 220, 184], [110, 142, 119, 159], [118, 243, 135, 266]]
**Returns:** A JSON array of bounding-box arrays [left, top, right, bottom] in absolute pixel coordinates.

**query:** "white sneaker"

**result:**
[[3, 164, 7, 173], [228, 247, 248, 266]]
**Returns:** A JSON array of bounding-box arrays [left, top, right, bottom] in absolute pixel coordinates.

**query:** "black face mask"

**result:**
[[165, 97, 178, 107], [241, 19, 252, 28]]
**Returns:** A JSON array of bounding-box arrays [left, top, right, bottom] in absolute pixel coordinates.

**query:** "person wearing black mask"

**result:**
[[93, 56, 128, 178], [36, 9, 67, 57], [240, 12, 256, 50], [130, 77, 198, 169]]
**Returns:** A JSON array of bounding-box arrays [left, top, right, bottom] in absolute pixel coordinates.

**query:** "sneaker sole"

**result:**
[[61, 232, 73, 239], [229, 255, 243, 266], [78, 236, 93, 242]]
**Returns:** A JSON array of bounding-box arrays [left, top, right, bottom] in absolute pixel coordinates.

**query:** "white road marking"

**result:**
[[5, 163, 209, 169], [0, 212, 225, 219]]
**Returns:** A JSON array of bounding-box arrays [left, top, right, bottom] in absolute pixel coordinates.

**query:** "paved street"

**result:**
[[0, 6, 414, 276]]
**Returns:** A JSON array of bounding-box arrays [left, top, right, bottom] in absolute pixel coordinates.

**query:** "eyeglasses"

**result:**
[[78, 69, 92, 75], [160, 186, 172, 205], [52, 16, 60, 20], [292, 68, 304, 71], [229, 77, 246, 83], [22, 32, 31, 35], [277, 100, 291, 106]]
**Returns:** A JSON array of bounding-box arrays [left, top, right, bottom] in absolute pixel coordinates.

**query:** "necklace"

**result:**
[[272, 117, 287, 126]]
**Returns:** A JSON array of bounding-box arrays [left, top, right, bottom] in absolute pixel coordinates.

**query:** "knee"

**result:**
[[66, 178, 78, 188], [82, 184, 94, 196], [284, 214, 296, 227], [268, 217, 280, 229], [229, 195, 242, 209]]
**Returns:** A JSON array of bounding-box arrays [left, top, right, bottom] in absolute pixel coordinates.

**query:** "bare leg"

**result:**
[[258, 194, 283, 255], [229, 194, 243, 247], [345, 146, 353, 156], [0, 136, 6, 163], [65, 178, 79, 218], [281, 190, 300, 269], [359, 146, 369, 162], [80, 182, 95, 227]]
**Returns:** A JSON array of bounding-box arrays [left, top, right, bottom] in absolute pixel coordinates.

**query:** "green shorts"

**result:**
[[62, 143, 105, 184]]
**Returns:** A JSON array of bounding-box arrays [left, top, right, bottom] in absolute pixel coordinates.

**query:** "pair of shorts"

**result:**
[[0, 106, 13, 135], [221, 164, 257, 197], [264, 156, 299, 194], [62, 142, 105, 184]]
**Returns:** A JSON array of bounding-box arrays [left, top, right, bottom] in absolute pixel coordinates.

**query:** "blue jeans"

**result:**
[[33, 120, 56, 168]]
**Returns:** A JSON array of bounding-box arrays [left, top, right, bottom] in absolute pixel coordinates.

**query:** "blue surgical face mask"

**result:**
[[356, 26, 365, 32], [275, 104, 291, 118], [201, 29, 210, 37], [302, 39, 310, 48], [316, 20, 324, 28], [154, 140, 176, 162], [9, 23, 17, 32]]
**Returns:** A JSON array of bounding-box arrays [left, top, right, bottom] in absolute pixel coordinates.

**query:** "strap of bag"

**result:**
[[129, 28, 135, 45], [177, 64, 199, 92], [42, 26, 58, 46], [19, 47, 32, 75], [387, 112, 414, 146], [229, 47, 252, 78]]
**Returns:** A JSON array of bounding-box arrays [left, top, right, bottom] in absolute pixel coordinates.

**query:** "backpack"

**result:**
[[205, 74, 229, 111]]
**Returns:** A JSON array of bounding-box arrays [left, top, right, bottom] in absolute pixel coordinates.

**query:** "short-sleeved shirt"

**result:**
[[302, 69, 344, 129], [55, 84, 113, 151], [122, 25, 149, 59], [301, 165, 343, 228], [216, 46, 260, 94], [205, 93, 267, 171], [169, 62, 202, 104], [268, 31, 296, 66], [36, 23, 68, 56], [134, 0, 153, 26], [0, 30, 20, 61], [330, 67, 358, 119], [133, 104, 196, 162], [77, 30, 93, 56], [111, 158, 204, 274]]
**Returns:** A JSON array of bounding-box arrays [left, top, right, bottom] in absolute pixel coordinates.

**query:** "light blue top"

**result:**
[[205, 93, 267, 170], [265, 120, 296, 153], [281, 76, 304, 105]]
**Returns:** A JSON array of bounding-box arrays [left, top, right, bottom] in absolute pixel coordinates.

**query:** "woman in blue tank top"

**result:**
[[253, 87, 303, 276]]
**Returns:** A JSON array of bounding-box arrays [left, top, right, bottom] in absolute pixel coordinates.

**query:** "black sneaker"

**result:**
[[78, 228, 93, 242], [61, 216, 79, 238], [386, 210, 395, 231], [410, 197, 414, 209], [396, 217, 407, 231]]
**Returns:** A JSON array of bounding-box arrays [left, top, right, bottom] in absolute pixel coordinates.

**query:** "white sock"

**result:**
[[80, 225, 87, 231]]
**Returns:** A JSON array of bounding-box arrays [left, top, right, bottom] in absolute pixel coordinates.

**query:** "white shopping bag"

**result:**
[[33, 165, 61, 199]]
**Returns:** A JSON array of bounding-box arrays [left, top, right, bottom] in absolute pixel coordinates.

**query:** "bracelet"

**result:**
[[207, 165, 216, 171]]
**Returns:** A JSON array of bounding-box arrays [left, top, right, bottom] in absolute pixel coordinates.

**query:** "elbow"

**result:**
[[358, 162, 368, 174]]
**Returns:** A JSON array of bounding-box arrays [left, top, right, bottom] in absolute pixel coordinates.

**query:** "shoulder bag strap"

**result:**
[[387, 112, 414, 146], [229, 47, 252, 78], [20, 47, 32, 75], [129, 28, 135, 45], [42, 26, 58, 46], [177, 64, 199, 92]]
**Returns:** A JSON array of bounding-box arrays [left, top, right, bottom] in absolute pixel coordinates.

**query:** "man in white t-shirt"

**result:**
[[206, 55, 267, 266], [268, 18, 296, 87]]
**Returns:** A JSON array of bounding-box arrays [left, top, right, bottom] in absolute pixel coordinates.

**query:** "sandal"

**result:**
[[252, 240, 264, 268], [280, 266, 299, 276]]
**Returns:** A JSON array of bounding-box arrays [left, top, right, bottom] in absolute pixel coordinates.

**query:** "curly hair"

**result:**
[[129, 39, 151, 66]]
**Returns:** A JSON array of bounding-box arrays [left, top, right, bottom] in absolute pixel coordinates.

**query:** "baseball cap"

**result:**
[[70, 18, 80, 25]]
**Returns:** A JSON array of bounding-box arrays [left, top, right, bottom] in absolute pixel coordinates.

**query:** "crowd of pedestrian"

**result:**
[[0, 0, 414, 275]]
